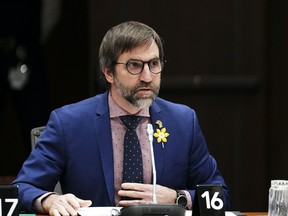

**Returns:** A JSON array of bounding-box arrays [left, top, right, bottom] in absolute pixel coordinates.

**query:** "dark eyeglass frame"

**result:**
[[114, 58, 164, 75]]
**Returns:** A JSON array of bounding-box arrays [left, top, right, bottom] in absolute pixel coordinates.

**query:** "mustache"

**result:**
[[136, 81, 153, 89], [132, 82, 156, 93]]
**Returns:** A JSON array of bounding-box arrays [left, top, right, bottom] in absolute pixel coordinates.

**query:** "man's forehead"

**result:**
[[118, 41, 159, 60]]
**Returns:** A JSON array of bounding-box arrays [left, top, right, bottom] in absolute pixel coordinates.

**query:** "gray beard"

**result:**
[[124, 94, 155, 109], [114, 78, 159, 109]]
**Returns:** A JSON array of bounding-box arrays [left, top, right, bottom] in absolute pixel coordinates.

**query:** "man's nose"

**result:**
[[139, 64, 152, 82]]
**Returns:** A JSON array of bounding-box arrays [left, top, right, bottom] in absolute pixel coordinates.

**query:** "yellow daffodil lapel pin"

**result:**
[[153, 120, 169, 148]]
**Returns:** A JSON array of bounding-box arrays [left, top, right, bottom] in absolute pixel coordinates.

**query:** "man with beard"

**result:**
[[13, 21, 232, 215]]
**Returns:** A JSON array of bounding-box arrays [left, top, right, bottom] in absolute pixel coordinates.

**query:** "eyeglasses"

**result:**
[[114, 58, 163, 75]]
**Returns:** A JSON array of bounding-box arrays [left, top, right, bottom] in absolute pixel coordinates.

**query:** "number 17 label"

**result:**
[[0, 185, 19, 216], [0, 199, 18, 216]]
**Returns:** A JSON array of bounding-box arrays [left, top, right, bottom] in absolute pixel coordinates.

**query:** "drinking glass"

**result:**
[[268, 180, 288, 216]]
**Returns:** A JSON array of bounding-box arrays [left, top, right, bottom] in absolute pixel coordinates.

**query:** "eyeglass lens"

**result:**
[[126, 59, 162, 74]]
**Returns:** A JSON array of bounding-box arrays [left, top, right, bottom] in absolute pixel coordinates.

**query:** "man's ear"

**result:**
[[102, 68, 114, 84]]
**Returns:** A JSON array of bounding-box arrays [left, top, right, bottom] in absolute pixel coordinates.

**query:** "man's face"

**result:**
[[108, 41, 161, 110]]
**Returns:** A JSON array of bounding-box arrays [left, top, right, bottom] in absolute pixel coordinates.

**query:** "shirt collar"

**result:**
[[108, 92, 150, 118]]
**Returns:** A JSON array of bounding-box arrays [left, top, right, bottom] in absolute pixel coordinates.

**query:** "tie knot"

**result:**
[[120, 115, 143, 130]]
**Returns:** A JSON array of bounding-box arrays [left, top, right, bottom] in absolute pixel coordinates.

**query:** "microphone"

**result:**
[[147, 123, 157, 204], [119, 124, 186, 216]]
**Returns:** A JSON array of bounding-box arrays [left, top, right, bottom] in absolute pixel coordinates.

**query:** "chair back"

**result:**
[[30, 126, 62, 194], [30, 126, 45, 148]]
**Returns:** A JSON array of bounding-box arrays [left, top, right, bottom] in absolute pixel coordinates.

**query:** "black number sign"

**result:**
[[0, 185, 19, 216], [193, 184, 225, 216]]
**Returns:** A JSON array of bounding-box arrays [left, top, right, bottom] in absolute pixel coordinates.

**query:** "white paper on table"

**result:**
[[225, 212, 238, 216], [185, 211, 237, 216], [78, 207, 121, 216], [78, 207, 238, 216]]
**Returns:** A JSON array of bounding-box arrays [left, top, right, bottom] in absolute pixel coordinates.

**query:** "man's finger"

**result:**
[[78, 198, 92, 207]]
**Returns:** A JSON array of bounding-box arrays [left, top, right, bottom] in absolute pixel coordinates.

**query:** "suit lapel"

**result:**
[[149, 101, 167, 183], [93, 92, 115, 205]]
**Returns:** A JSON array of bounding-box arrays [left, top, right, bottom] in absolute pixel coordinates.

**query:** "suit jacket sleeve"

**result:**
[[12, 93, 114, 212]]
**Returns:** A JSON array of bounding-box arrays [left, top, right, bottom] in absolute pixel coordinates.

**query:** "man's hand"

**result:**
[[42, 193, 92, 216], [118, 183, 177, 206]]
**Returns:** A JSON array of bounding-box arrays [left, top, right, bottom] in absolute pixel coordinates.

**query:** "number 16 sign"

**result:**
[[192, 184, 225, 216]]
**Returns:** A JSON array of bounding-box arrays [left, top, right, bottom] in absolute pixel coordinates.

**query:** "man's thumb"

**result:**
[[77, 198, 92, 207]]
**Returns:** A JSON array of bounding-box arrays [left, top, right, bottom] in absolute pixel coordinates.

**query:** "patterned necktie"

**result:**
[[120, 115, 144, 183]]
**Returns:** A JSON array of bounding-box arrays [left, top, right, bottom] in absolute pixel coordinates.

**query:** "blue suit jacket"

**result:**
[[13, 92, 231, 212]]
